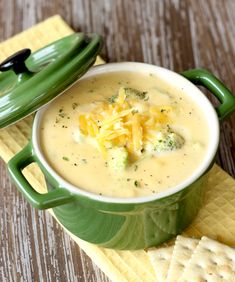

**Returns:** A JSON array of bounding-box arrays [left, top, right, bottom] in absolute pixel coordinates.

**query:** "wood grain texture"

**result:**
[[0, 0, 235, 281]]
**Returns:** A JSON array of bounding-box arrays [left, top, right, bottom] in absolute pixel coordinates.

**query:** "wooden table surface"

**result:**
[[0, 0, 235, 281]]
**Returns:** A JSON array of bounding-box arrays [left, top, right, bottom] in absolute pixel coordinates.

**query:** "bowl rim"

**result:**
[[32, 62, 220, 204]]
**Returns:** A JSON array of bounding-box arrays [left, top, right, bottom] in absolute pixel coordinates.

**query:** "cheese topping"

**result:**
[[40, 71, 209, 198], [78, 87, 173, 160]]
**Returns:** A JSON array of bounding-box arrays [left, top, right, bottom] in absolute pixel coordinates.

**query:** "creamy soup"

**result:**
[[40, 71, 209, 198]]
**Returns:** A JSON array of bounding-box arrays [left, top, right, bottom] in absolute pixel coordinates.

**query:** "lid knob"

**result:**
[[0, 48, 32, 74], [0, 33, 102, 129]]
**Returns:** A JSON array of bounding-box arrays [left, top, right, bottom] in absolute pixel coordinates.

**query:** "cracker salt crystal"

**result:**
[[166, 236, 199, 282], [148, 245, 174, 282], [179, 236, 235, 282]]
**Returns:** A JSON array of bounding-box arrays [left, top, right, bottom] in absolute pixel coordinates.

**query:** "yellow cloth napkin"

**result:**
[[0, 15, 235, 282]]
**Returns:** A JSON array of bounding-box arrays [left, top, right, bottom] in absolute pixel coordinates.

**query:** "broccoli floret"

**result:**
[[123, 88, 148, 100], [108, 147, 128, 171], [108, 94, 118, 104], [154, 132, 185, 153], [108, 88, 148, 104]]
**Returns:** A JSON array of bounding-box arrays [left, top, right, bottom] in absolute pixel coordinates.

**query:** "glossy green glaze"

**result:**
[[7, 66, 235, 250], [8, 142, 207, 249], [0, 33, 102, 128], [181, 69, 235, 120], [8, 143, 74, 209], [51, 174, 206, 249]]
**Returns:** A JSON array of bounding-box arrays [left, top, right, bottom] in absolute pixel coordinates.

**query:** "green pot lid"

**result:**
[[0, 33, 102, 128]]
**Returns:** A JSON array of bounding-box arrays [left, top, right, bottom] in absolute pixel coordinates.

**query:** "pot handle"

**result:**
[[7, 143, 74, 210], [181, 68, 235, 120]]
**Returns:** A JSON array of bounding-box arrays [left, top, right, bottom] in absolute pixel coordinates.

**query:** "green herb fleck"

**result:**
[[134, 180, 139, 187], [72, 103, 78, 110], [62, 156, 69, 161], [132, 109, 139, 114], [124, 88, 148, 100], [166, 124, 172, 132], [134, 165, 138, 171], [82, 158, 87, 164], [108, 95, 118, 104], [59, 113, 66, 118]]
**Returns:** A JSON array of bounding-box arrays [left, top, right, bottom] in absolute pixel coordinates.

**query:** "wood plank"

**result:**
[[0, 0, 234, 281]]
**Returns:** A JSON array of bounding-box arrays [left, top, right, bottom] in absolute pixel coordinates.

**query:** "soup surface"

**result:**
[[40, 71, 209, 198]]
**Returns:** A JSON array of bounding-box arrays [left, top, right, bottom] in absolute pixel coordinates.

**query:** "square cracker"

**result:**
[[148, 245, 174, 282], [166, 236, 199, 282], [179, 236, 235, 281]]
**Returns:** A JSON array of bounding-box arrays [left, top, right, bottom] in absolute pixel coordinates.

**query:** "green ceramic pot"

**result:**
[[0, 33, 102, 128], [7, 63, 235, 250]]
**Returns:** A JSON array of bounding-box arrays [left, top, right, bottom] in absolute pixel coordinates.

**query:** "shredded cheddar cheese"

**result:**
[[78, 87, 172, 158]]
